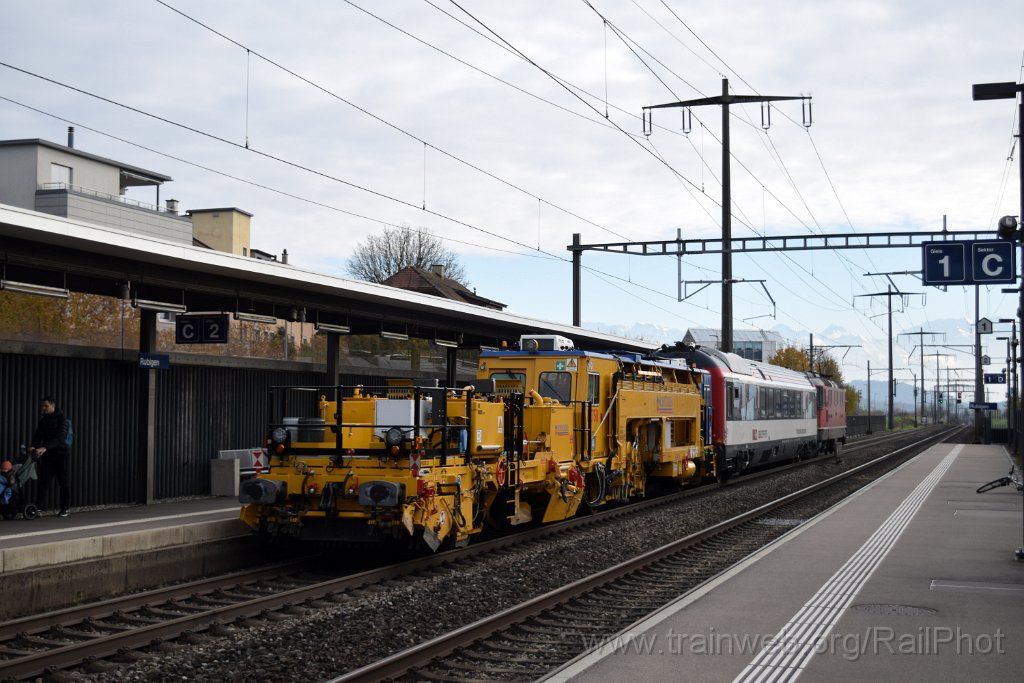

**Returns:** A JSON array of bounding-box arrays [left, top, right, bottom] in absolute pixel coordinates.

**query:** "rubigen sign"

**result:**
[[138, 353, 170, 370]]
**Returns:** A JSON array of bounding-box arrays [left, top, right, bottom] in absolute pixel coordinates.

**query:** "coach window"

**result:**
[[758, 386, 768, 420], [490, 372, 526, 397], [742, 384, 755, 420], [727, 381, 743, 420], [773, 388, 782, 418], [538, 372, 572, 403], [587, 373, 600, 406]]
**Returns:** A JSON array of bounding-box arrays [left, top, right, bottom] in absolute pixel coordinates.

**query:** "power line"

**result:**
[[153, 0, 635, 243], [0, 94, 554, 262]]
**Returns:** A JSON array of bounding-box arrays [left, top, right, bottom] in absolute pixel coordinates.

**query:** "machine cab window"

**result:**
[[587, 373, 600, 406], [490, 372, 526, 397], [538, 371, 572, 403]]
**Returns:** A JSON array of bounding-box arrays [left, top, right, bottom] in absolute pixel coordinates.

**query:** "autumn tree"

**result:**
[[346, 224, 467, 285], [0, 291, 139, 348], [768, 345, 810, 372]]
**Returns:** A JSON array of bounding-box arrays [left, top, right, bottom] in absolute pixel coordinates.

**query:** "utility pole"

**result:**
[[998, 318, 1017, 452], [923, 352, 952, 424], [643, 79, 810, 353], [857, 284, 919, 430], [899, 329, 943, 427]]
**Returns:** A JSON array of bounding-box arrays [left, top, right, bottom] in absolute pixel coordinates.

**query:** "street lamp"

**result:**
[[973, 79, 1024, 559]]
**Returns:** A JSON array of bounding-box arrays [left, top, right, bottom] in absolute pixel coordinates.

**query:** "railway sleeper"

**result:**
[[482, 639, 581, 655]]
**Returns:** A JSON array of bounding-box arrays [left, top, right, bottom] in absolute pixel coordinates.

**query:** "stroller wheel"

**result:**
[[22, 504, 39, 520]]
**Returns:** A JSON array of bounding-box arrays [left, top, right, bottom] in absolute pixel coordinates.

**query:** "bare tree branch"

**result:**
[[345, 225, 468, 285]]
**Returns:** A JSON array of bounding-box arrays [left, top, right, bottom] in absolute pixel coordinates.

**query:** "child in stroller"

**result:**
[[1, 448, 40, 520]]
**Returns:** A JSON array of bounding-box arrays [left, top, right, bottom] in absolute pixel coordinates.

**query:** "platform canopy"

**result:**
[[0, 204, 658, 353]]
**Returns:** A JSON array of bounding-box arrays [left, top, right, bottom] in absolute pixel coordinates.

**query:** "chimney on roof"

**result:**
[[165, 199, 179, 215], [282, 249, 289, 264], [431, 264, 445, 278], [67, 126, 75, 148]]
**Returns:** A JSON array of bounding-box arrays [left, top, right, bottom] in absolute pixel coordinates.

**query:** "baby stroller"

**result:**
[[1, 448, 40, 520]]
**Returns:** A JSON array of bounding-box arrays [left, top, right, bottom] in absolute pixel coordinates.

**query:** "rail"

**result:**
[[329, 426, 959, 682]]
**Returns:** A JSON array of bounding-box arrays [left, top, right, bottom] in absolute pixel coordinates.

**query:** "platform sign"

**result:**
[[138, 353, 170, 369], [175, 314, 230, 344], [971, 241, 1015, 284], [983, 373, 1006, 384], [922, 242, 966, 285], [921, 240, 1016, 286], [969, 402, 998, 411]]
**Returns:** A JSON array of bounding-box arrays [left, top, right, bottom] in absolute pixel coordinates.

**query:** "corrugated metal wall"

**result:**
[[0, 353, 140, 508], [1, 349, 397, 508], [153, 365, 323, 499]]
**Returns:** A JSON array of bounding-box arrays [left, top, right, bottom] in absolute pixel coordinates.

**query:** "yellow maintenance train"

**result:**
[[240, 335, 714, 549]]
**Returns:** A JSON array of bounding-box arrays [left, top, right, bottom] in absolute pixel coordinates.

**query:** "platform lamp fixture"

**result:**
[[380, 324, 409, 342]]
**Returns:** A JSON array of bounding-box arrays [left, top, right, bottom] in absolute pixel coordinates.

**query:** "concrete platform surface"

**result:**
[[0, 497, 243, 572], [546, 442, 1024, 683]]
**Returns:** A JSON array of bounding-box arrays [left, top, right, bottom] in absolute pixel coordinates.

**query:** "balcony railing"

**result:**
[[38, 182, 178, 214]]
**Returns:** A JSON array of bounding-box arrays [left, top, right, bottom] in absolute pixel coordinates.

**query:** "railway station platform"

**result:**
[[0, 498, 251, 619], [546, 441, 1024, 682]]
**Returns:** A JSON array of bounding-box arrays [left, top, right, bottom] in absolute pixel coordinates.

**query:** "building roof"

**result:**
[[383, 266, 506, 311], [186, 207, 254, 218], [0, 203, 652, 352], [0, 138, 172, 185], [684, 328, 786, 345]]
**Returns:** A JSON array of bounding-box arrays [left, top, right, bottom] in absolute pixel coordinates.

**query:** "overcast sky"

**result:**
[[2, 1, 1022, 386]]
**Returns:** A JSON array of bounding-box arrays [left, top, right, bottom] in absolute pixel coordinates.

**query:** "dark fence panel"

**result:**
[[1, 346, 444, 506], [0, 352, 140, 509], [153, 365, 324, 499], [847, 415, 888, 436]]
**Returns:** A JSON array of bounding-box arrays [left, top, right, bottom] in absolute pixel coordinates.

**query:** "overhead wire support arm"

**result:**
[[568, 229, 994, 258]]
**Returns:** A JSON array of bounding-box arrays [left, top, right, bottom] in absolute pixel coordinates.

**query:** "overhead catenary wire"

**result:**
[[153, 0, 638, 244]]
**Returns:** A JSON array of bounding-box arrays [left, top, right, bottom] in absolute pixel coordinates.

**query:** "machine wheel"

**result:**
[[22, 504, 40, 520]]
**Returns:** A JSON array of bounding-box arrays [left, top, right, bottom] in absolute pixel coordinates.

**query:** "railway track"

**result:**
[[331, 426, 963, 683], [0, 426, 951, 681]]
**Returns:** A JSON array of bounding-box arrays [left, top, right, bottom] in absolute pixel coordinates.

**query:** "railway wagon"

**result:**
[[239, 335, 715, 549], [657, 345, 819, 478]]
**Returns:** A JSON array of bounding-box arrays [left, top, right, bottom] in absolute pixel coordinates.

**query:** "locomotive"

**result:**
[[238, 335, 845, 549]]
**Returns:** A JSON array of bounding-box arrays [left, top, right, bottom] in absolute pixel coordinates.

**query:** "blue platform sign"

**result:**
[[922, 240, 1016, 286], [922, 242, 966, 285], [983, 373, 1007, 384], [138, 353, 170, 370], [971, 240, 1015, 284], [969, 402, 998, 411]]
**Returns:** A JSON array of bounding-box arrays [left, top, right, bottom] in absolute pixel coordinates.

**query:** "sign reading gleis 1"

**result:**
[[921, 240, 1016, 286]]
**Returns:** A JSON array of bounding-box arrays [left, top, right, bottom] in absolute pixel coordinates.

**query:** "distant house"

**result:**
[[684, 328, 786, 362], [383, 265, 506, 311]]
